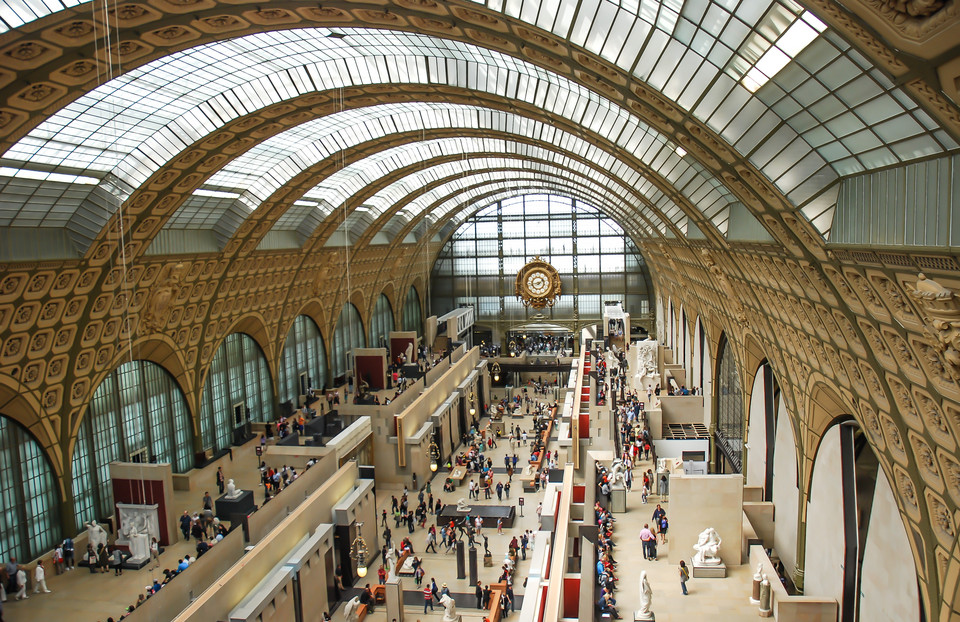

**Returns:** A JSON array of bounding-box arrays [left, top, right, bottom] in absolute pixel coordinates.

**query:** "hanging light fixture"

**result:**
[[491, 361, 501, 382], [352, 522, 369, 578], [469, 390, 476, 416], [428, 432, 441, 472]]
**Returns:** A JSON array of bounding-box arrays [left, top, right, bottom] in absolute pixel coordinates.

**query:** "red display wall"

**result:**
[[563, 577, 581, 618], [390, 337, 416, 363], [111, 478, 170, 545], [355, 354, 385, 390]]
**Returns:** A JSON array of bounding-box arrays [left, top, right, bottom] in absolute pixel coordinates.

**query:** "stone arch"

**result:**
[[284, 299, 330, 353], [714, 328, 747, 473], [0, 377, 62, 484], [66, 332, 194, 463]]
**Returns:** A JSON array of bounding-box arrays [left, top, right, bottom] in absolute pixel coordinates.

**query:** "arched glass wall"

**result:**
[[71, 360, 192, 527], [0, 416, 60, 562], [369, 294, 395, 349], [279, 315, 328, 403], [431, 194, 653, 331], [199, 333, 273, 453], [332, 303, 365, 382], [715, 334, 745, 473], [402, 286, 422, 334]]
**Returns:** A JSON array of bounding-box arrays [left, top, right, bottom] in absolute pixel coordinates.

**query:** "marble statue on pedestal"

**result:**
[[121, 514, 150, 561], [225, 479, 242, 499], [608, 460, 627, 487], [692, 527, 722, 565], [635, 570, 654, 620], [116, 503, 161, 562], [344, 596, 362, 622], [86, 520, 107, 551], [635, 341, 661, 390], [456, 498, 471, 512], [385, 547, 397, 581], [440, 593, 460, 622]]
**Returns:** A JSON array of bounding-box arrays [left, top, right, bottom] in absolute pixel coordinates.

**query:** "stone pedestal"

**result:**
[[456, 541, 466, 579], [385, 578, 404, 622], [691, 559, 726, 578], [609, 486, 627, 513], [468, 547, 478, 586], [216, 489, 256, 526], [751, 575, 762, 604], [483, 552, 493, 567], [116, 503, 159, 567], [633, 611, 655, 621]]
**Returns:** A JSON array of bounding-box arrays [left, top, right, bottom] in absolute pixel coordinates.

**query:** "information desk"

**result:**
[[437, 504, 516, 529]]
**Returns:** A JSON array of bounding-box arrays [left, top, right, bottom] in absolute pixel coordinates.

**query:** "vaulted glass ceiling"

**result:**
[[1, 0, 957, 258]]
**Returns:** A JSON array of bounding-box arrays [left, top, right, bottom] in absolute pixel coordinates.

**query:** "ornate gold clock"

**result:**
[[515, 257, 562, 309]]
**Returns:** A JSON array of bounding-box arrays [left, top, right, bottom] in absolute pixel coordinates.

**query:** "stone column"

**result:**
[[385, 577, 404, 622]]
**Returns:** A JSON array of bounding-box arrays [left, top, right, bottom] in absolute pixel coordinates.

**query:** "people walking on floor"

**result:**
[[679, 560, 689, 595], [33, 561, 50, 593], [423, 584, 434, 612]]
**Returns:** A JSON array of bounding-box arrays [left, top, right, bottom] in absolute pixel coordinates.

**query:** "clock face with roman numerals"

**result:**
[[526, 270, 550, 296], [515, 257, 561, 309]]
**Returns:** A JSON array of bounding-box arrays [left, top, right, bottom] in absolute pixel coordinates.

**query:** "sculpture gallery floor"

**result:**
[[4, 440, 268, 621]]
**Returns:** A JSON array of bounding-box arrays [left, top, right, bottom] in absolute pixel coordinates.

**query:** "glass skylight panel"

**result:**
[[3, 3, 949, 242]]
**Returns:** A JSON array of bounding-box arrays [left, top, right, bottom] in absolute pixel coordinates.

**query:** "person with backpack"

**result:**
[[679, 560, 690, 595]]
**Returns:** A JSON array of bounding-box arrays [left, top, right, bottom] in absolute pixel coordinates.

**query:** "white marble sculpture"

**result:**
[[440, 593, 460, 622], [405, 342, 414, 362], [692, 527, 723, 565], [225, 479, 242, 499], [86, 520, 107, 551], [636, 570, 654, 620], [385, 547, 397, 581], [116, 503, 160, 562], [456, 498, 471, 512], [608, 460, 627, 488], [634, 340, 661, 391], [344, 596, 362, 622]]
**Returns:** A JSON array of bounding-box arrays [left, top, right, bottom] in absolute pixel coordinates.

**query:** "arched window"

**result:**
[[402, 286, 422, 333], [72, 360, 192, 527], [715, 333, 744, 473], [0, 416, 60, 563], [279, 315, 328, 403], [429, 195, 653, 329], [199, 333, 274, 453], [332, 303, 365, 382], [369, 294, 395, 348]]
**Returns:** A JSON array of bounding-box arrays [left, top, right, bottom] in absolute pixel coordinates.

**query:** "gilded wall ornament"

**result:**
[[140, 262, 186, 334], [909, 273, 960, 377]]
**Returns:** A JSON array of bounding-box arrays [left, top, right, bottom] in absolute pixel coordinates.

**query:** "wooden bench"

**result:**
[[372, 584, 386, 604], [356, 603, 368, 622], [486, 581, 509, 622]]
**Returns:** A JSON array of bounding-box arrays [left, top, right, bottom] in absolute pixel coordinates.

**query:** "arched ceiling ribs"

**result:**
[[2, 27, 761, 251], [375, 166, 660, 248], [423, 186, 654, 252], [217, 129, 696, 260], [363, 168, 658, 245], [278, 138, 671, 243], [351, 153, 672, 247], [0, 4, 954, 253], [121, 102, 714, 262], [163, 104, 699, 248]]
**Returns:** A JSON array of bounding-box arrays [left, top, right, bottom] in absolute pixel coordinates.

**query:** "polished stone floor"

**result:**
[[6, 365, 761, 622]]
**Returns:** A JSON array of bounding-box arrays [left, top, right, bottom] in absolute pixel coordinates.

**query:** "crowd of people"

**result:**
[[594, 500, 622, 618]]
